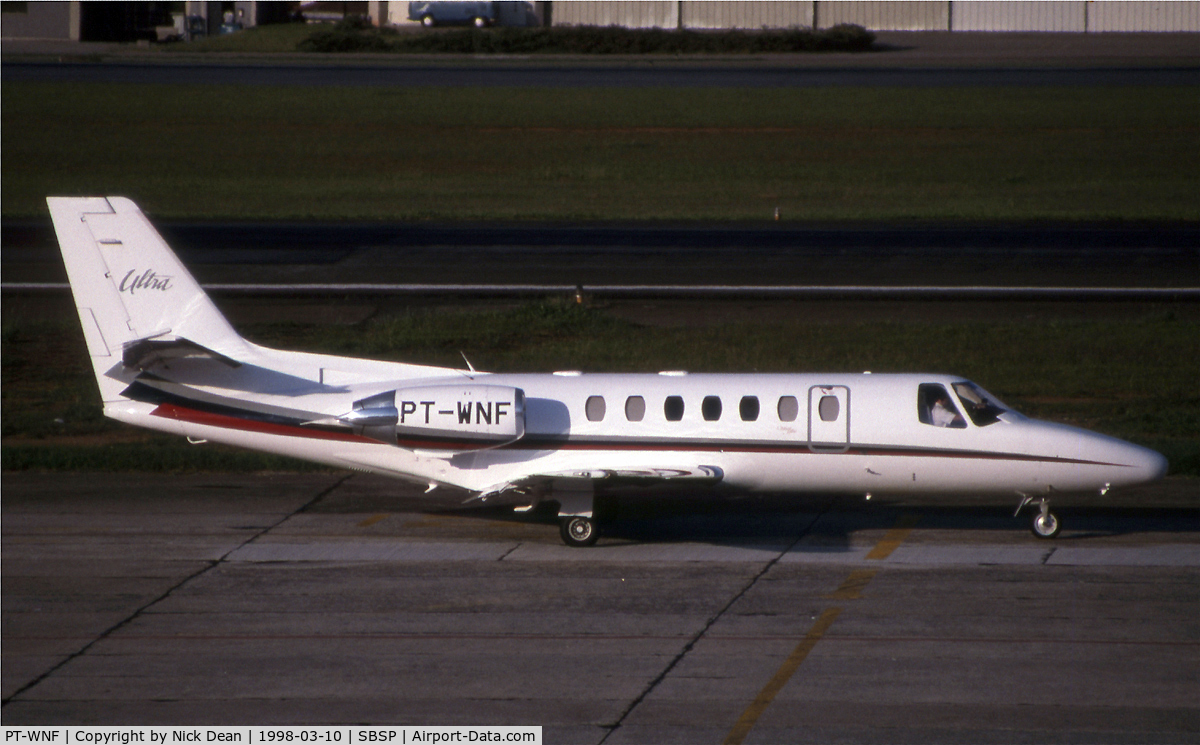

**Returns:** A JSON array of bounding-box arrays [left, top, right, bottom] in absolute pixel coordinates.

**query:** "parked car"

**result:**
[[408, 1, 496, 27]]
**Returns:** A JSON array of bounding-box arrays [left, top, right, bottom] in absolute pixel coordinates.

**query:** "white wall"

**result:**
[[553, 0, 678, 28], [682, 1, 813, 30], [1090, 1, 1200, 31], [816, 1, 948, 30], [1, 1, 79, 40], [548, 1, 1200, 32], [953, 1, 1085, 32]]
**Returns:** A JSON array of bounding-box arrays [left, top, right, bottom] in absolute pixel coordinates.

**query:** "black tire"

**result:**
[[560, 516, 599, 547], [1031, 510, 1062, 539]]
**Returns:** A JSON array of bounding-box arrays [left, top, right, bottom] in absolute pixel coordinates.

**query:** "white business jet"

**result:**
[[48, 197, 1168, 546]]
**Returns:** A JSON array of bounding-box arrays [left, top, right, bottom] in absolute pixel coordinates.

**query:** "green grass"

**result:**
[[4, 303, 1197, 475], [3, 83, 1197, 221]]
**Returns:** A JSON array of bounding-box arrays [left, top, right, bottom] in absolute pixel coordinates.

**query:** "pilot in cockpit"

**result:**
[[930, 393, 965, 428], [920, 384, 967, 429]]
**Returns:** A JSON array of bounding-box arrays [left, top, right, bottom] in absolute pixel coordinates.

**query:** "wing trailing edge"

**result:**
[[475, 465, 725, 502]]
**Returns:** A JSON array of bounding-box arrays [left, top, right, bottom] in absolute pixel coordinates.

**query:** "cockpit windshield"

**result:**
[[952, 381, 1010, 427]]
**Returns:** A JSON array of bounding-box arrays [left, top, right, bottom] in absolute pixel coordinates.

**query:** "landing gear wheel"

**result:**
[[1031, 510, 1061, 539], [473, 16, 487, 27], [421, 15, 435, 27], [560, 516, 599, 547]]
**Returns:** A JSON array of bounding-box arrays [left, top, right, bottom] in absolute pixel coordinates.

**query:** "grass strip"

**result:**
[[4, 83, 1196, 221]]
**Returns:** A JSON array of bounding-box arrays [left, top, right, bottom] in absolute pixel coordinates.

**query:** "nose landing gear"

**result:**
[[1016, 494, 1062, 539], [1031, 507, 1061, 539]]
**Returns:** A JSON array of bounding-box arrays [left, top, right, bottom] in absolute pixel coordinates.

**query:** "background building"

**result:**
[[544, 1, 1200, 31], [4, 1, 1199, 41]]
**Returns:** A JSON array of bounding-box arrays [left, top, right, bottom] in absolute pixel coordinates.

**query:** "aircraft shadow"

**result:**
[[305, 480, 1200, 550]]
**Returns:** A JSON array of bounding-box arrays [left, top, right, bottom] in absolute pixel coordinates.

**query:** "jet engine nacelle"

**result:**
[[343, 385, 526, 450]]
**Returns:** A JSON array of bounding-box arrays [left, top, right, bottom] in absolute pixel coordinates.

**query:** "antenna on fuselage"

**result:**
[[460, 351, 477, 377]]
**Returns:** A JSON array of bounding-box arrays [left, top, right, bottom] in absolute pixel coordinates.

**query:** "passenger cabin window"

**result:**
[[664, 396, 685, 422], [585, 396, 606, 422], [702, 396, 722, 421], [740, 396, 760, 421], [777, 396, 798, 422], [919, 384, 966, 429], [625, 396, 645, 422], [818, 395, 840, 422]]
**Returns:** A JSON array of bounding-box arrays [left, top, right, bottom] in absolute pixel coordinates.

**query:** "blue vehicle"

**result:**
[[409, 1, 496, 27]]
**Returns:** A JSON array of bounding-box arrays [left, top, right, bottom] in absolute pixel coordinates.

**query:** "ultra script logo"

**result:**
[[119, 269, 173, 294]]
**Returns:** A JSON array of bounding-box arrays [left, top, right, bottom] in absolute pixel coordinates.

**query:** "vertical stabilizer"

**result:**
[[47, 196, 250, 402]]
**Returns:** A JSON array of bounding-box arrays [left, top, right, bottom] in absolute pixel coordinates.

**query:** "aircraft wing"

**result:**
[[476, 465, 724, 502]]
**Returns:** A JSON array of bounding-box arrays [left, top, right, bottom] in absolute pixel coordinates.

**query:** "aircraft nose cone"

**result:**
[[1072, 429, 1168, 490], [1113, 440, 1169, 487], [1139, 446, 1170, 482]]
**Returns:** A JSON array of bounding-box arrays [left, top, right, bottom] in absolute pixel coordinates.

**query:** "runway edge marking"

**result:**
[[724, 511, 919, 744], [597, 508, 828, 744], [724, 607, 843, 745], [865, 512, 920, 560]]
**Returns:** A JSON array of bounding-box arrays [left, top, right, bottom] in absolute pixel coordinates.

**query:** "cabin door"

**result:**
[[808, 385, 850, 452]]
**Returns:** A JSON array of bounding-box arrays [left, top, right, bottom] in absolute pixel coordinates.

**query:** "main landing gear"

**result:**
[[1016, 495, 1062, 539], [560, 515, 600, 548], [554, 479, 600, 548]]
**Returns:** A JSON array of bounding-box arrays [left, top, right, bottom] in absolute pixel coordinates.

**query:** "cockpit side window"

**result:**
[[919, 383, 966, 429], [952, 381, 1007, 427]]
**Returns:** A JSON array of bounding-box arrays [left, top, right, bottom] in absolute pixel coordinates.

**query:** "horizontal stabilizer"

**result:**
[[122, 336, 242, 371]]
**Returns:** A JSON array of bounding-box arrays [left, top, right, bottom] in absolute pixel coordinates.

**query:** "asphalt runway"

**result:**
[[4, 472, 1198, 740], [5, 60, 1198, 87]]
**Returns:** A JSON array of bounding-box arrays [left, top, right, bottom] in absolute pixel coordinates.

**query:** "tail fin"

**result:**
[[47, 196, 251, 402]]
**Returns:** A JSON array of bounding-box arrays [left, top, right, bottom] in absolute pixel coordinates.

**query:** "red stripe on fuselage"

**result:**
[[151, 403, 378, 443], [512, 438, 1129, 467], [150, 403, 1129, 468]]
